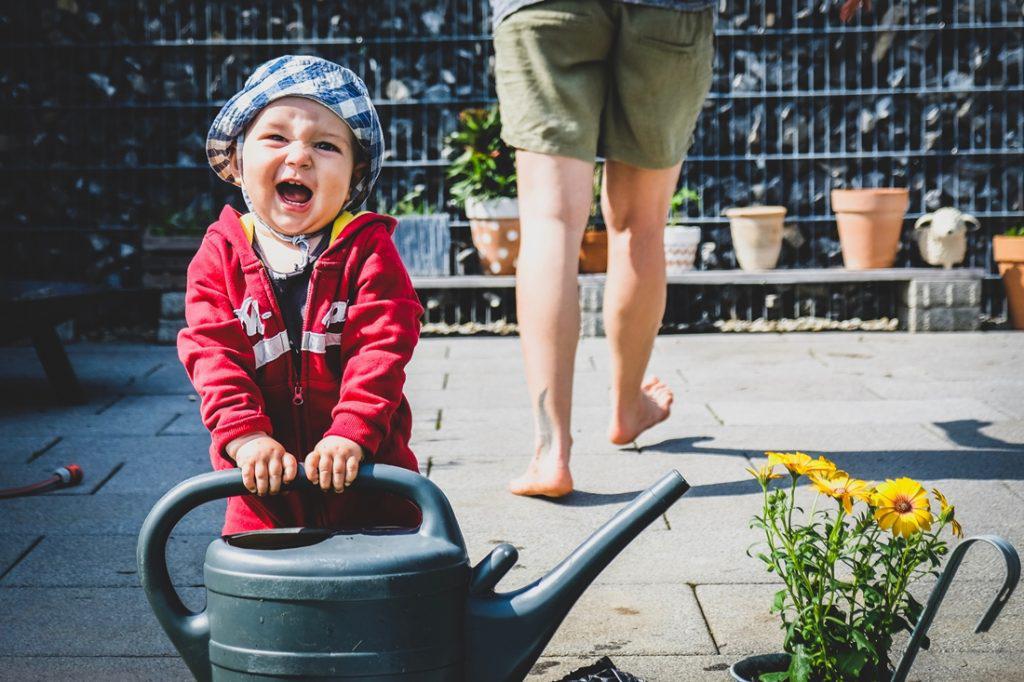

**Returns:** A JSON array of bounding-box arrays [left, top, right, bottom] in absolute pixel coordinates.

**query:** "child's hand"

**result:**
[[305, 436, 365, 493], [227, 432, 298, 496]]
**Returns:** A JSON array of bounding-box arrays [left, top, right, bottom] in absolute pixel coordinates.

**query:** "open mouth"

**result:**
[[276, 181, 313, 207]]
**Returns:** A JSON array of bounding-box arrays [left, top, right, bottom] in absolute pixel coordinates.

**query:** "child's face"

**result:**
[[234, 96, 364, 235]]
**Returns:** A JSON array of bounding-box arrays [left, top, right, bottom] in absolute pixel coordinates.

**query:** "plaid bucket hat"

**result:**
[[206, 55, 384, 212]]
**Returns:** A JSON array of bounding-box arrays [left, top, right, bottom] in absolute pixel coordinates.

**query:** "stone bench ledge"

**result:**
[[412, 268, 988, 290]]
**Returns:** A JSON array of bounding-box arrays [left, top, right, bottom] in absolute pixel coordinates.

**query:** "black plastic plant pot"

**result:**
[[729, 653, 789, 681]]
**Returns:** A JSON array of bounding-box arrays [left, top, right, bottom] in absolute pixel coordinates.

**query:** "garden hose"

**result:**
[[0, 464, 83, 499]]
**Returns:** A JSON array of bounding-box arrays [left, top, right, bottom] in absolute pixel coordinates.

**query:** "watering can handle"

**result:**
[[137, 464, 461, 681]]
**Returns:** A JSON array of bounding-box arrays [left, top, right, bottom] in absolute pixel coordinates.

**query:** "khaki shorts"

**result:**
[[494, 1, 714, 169]]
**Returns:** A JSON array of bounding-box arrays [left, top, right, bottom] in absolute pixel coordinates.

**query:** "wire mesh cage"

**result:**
[[1, 0, 1021, 325]]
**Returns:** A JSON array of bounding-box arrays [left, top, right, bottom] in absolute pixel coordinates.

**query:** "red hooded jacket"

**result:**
[[178, 205, 423, 534]]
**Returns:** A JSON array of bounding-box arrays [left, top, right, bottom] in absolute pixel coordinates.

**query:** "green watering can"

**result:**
[[138, 464, 690, 681]]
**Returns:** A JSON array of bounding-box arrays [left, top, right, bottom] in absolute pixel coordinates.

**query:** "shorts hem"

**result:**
[[501, 132, 596, 164]]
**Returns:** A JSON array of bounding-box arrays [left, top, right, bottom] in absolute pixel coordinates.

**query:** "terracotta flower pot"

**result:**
[[465, 197, 520, 275], [724, 206, 786, 271], [994, 234, 1024, 330], [664, 225, 701, 274], [579, 230, 608, 273], [831, 188, 909, 269]]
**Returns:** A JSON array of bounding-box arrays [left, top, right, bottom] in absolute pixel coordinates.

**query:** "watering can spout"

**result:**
[[464, 470, 689, 682]]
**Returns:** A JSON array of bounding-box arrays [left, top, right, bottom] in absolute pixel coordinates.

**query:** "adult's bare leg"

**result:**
[[601, 160, 681, 445], [509, 151, 595, 497]]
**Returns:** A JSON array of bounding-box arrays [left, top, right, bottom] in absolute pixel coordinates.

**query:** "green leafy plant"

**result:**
[[748, 452, 963, 681], [388, 184, 433, 216], [1004, 224, 1024, 237], [668, 186, 701, 225], [444, 107, 517, 208]]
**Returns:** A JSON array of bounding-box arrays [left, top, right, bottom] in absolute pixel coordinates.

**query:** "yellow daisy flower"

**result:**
[[746, 464, 783, 487], [765, 451, 836, 477], [809, 470, 872, 514], [873, 478, 933, 537], [932, 488, 964, 539]]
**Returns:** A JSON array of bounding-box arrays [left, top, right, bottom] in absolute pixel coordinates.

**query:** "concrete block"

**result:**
[[0, 587, 204, 656], [157, 318, 186, 344], [902, 278, 981, 309], [580, 311, 605, 337], [3, 534, 207, 587], [899, 305, 981, 332], [159, 292, 186, 318], [578, 279, 605, 312]]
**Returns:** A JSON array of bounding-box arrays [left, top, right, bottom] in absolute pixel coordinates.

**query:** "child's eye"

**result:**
[[315, 142, 340, 152], [266, 134, 286, 142]]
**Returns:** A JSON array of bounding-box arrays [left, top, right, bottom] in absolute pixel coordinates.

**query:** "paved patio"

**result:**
[[1, 332, 1022, 681]]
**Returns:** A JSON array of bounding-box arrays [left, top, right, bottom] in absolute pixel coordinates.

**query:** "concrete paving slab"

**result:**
[[0, 457, 120, 495], [0, 587, 204, 656], [3, 534, 208, 587], [0, 534, 41, 578], [122, 360, 194, 395], [542, 583, 716, 656], [0, 494, 225, 535], [0, 436, 58, 464], [698, 578, 1024, 660], [707, 398, 1004, 427], [527, 655, 733, 681], [0, 656, 190, 681], [0, 394, 193, 437]]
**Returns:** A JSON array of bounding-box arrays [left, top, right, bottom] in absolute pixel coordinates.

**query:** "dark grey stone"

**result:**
[[899, 305, 982, 332]]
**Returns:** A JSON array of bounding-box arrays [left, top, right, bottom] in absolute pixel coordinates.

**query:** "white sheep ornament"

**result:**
[[913, 207, 980, 269]]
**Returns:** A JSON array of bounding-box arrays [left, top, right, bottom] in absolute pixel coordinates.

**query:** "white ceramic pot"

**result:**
[[465, 196, 519, 220], [723, 206, 786, 271], [664, 225, 702, 274]]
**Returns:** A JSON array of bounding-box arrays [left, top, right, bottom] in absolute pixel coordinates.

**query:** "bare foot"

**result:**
[[608, 376, 674, 445], [508, 456, 574, 498]]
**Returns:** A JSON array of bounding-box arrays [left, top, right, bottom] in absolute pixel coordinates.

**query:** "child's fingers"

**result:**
[[282, 453, 298, 483], [254, 459, 269, 496], [318, 452, 333, 492], [241, 461, 257, 493], [332, 456, 346, 493], [344, 455, 360, 488], [267, 457, 283, 495], [304, 452, 319, 483]]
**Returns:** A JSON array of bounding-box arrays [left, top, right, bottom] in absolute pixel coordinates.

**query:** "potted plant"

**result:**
[[445, 107, 519, 275], [733, 452, 968, 681], [723, 205, 787, 271], [993, 224, 1024, 330], [387, 185, 451, 277], [579, 164, 607, 274], [830, 188, 909, 269], [665, 186, 702, 275], [142, 195, 213, 290]]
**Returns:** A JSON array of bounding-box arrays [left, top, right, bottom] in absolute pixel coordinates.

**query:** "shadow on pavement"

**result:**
[[643, 420, 1024, 498]]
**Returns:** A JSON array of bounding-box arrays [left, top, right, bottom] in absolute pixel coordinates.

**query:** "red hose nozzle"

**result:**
[[54, 464, 84, 487]]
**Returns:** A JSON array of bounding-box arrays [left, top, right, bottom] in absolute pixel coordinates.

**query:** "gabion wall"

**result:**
[[3, 0, 1021, 316]]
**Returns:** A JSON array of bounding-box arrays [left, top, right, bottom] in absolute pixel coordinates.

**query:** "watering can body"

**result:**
[[138, 464, 690, 681]]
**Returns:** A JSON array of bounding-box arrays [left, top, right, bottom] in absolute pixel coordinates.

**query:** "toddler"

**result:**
[[178, 55, 422, 533]]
